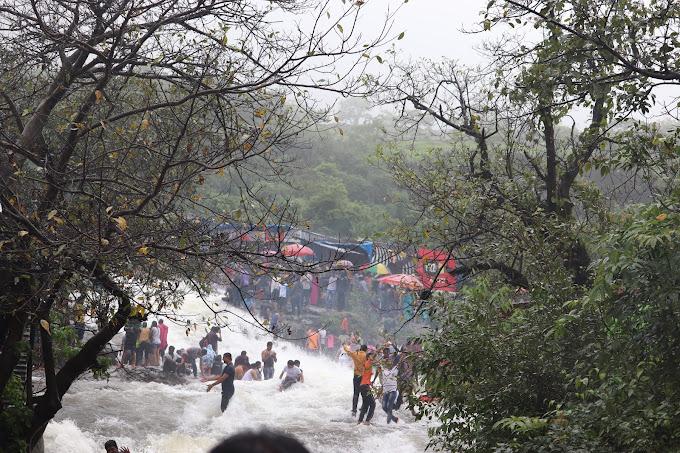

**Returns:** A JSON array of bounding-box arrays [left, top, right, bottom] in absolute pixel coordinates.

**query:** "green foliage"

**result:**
[[0, 375, 31, 452], [51, 325, 80, 366], [417, 281, 580, 452], [199, 101, 417, 238], [416, 203, 680, 452]]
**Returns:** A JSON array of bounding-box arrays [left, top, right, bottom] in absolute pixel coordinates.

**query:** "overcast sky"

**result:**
[[296, 0, 678, 124], [387, 0, 491, 62]]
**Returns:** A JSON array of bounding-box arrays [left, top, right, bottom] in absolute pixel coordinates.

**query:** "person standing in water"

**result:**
[[234, 350, 250, 368], [150, 321, 161, 366], [261, 341, 277, 380], [206, 353, 235, 412], [158, 319, 169, 357], [306, 329, 320, 353], [137, 322, 151, 366], [343, 343, 367, 416], [357, 352, 376, 425], [379, 360, 400, 424]]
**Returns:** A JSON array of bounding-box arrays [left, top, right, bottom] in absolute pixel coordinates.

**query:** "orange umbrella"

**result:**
[[377, 274, 424, 290], [282, 243, 314, 257]]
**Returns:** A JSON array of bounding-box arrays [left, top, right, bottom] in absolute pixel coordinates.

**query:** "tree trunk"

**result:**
[[27, 291, 131, 450], [540, 105, 557, 212], [0, 311, 28, 396]]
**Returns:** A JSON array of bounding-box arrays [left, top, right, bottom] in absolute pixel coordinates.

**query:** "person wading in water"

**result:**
[[206, 353, 235, 412]]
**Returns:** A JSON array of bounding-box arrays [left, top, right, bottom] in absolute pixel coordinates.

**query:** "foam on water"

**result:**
[[44, 291, 429, 452]]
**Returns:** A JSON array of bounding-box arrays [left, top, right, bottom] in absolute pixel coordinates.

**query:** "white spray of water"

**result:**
[[44, 291, 430, 452]]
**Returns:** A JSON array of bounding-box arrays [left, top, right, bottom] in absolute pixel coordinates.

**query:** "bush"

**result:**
[[417, 205, 680, 452]]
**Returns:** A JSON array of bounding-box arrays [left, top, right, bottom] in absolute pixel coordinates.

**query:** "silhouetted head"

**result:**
[[293, 360, 300, 367], [104, 440, 118, 453], [209, 430, 310, 453], [241, 350, 247, 356], [169, 346, 175, 353], [360, 345, 368, 352], [151, 320, 157, 328], [223, 353, 232, 364], [266, 341, 273, 349], [287, 360, 294, 367]]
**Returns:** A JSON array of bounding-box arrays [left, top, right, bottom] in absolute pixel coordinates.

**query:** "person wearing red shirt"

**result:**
[[357, 352, 376, 424], [158, 319, 169, 357]]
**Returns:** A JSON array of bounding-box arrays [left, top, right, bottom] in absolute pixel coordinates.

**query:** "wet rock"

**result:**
[[110, 366, 189, 385]]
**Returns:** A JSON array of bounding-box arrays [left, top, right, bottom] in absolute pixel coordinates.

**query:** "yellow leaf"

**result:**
[[243, 143, 253, 152], [100, 238, 110, 247], [254, 108, 266, 118], [18, 230, 28, 237], [40, 319, 51, 335], [140, 118, 150, 129], [216, 168, 225, 176], [114, 216, 128, 231], [656, 213, 667, 221], [106, 206, 113, 215], [95, 89, 104, 103], [47, 209, 58, 220], [138, 245, 150, 255]]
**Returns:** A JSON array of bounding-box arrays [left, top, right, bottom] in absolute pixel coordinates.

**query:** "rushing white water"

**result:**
[[43, 291, 430, 452]]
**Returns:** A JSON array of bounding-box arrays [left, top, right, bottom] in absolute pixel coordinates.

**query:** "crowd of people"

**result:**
[[340, 335, 410, 425], [119, 319, 169, 368], [119, 319, 307, 413], [203, 341, 304, 412], [225, 265, 429, 326]]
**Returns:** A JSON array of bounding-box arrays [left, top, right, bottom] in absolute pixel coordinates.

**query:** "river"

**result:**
[[43, 291, 430, 452]]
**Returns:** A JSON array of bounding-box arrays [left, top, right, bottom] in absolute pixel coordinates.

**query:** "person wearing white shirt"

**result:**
[[318, 328, 327, 352], [381, 365, 400, 424], [242, 361, 262, 381]]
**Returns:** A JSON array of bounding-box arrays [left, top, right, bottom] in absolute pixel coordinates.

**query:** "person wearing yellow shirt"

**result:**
[[137, 322, 151, 366], [343, 342, 367, 417]]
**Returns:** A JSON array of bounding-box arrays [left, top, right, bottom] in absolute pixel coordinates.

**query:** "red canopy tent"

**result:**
[[415, 247, 457, 292]]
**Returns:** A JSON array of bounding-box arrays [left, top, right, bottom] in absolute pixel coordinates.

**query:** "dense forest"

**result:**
[[198, 98, 428, 239]]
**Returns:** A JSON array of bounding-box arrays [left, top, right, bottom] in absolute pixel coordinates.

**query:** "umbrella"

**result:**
[[333, 260, 354, 268], [378, 274, 424, 290], [282, 243, 314, 257], [374, 263, 390, 275], [362, 263, 390, 275]]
